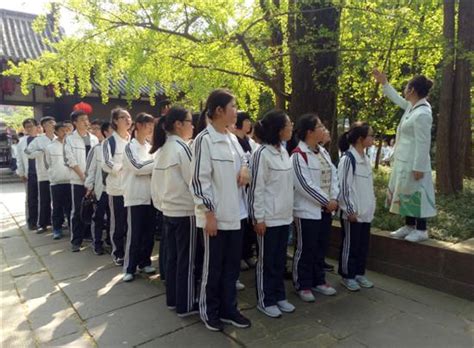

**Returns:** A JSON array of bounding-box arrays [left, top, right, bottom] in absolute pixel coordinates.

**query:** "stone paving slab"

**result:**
[[226, 306, 336, 347], [22, 291, 82, 343], [139, 322, 240, 348], [58, 266, 165, 320], [85, 296, 200, 347], [41, 245, 116, 281], [34, 239, 73, 257], [350, 311, 473, 348], [39, 330, 95, 348], [16, 272, 59, 302], [2, 182, 474, 348]]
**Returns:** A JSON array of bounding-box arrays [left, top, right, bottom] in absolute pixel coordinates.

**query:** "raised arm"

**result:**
[[373, 69, 410, 110]]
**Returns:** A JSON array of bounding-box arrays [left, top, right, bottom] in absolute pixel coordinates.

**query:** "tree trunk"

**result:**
[[436, 0, 455, 194], [260, 0, 287, 110], [465, 130, 473, 178], [288, 0, 340, 130], [450, 0, 474, 191]]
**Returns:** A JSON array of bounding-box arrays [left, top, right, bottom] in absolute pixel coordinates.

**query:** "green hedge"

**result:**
[[372, 167, 474, 243]]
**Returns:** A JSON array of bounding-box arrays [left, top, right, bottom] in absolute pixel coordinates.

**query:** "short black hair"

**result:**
[[54, 122, 68, 132], [22, 118, 38, 128], [236, 111, 251, 129], [90, 119, 103, 127], [40, 116, 55, 127], [100, 121, 112, 138], [70, 110, 88, 123]]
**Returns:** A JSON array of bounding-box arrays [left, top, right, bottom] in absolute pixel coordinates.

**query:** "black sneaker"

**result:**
[[113, 257, 124, 266], [203, 318, 224, 332], [324, 262, 335, 272], [220, 312, 251, 328], [93, 246, 104, 255], [71, 244, 81, 252], [28, 224, 38, 231]]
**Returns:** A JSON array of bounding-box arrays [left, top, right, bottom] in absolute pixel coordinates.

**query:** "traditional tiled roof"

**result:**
[[0, 9, 164, 97], [0, 9, 61, 62]]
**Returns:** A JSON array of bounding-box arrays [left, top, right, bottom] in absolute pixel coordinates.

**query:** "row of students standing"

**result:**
[[16, 90, 376, 334]]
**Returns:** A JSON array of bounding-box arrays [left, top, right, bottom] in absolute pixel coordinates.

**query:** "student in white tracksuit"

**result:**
[[337, 122, 376, 292], [291, 114, 339, 303], [232, 111, 258, 271], [102, 108, 132, 265], [45, 123, 72, 240], [249, 110, 294, 319], [64, 111, 99, 252], [150, 106, 199, 316], [122, 113, 156, 282], [25, 116, 56, 233], [191, 89, 251, 332], [85, 121, 113, 255], [16, 119, 39, 230]]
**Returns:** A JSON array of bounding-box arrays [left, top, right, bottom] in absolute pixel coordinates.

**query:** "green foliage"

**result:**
[[3, 0, 445, 131], [337, 1, 443, 135], [372, 167, 474, 243], [0, 106, 34, 131]]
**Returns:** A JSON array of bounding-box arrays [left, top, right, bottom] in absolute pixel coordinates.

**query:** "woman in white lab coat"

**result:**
[[373, 70, 436, 243]]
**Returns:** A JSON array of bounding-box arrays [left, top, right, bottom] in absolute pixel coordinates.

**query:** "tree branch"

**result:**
[[172, 56, 265, 82]]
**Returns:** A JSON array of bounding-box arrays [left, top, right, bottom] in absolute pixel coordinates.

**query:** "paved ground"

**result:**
[[1, 182, 473, 348]]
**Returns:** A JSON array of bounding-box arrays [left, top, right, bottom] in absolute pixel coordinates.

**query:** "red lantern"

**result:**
[[73, 102, 93, 115], [1, 78, 16, 95]]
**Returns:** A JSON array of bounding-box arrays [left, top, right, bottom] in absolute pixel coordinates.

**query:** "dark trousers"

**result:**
[[155, 210, 167, 280], [26, 173, 38, 227], [241, 218, 257, 260], [256, 225, 290, 308], [50, 184, 71, 231], [109, 195, 127, 260], [38, 180, 52, 228], [292, 213, 332, 290], [405, 216, 427, 231], [124, 204, 156, 274], [70, 184, 90, 246], [338, 219, 371, 279], [199, 228, 242, 321], [164, 216, 202, 314], [92, 192, 109, 249]]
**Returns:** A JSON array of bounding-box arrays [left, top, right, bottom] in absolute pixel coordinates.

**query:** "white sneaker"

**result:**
[[390, 225, 414, 239], [277, 300, 295, 313], [312, 284, 337, 296], [404, 229, 429, 242], [298, 290, 315, 302], [138, 266, 156, 274], [355, 275, 374, 288], [122, 273, 134, 282], [236, 280, 246, 291], [257, 305, 282, 318]]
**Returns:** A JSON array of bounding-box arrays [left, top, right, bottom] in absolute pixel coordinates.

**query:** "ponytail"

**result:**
[[149, 106, 190, 154], [338, 121, 371, 152], [338, 131, 350, 153], [196, 107, 209, 135], [150, 117, 167, 154], [254, 110, 289, 146]]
